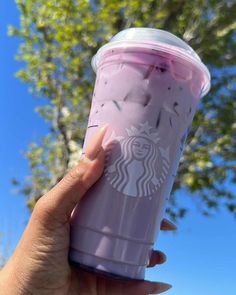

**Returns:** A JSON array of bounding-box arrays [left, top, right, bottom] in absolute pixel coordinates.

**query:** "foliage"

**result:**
[[10, 0, 236, 220]]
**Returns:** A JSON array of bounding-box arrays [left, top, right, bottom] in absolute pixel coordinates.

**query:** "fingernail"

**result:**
[[85, 124, 109, 160], [162, 218, 177, 230], [100, 123, 109, 133], [98, 124, 109, 140], [158, 251, 167, 264], [150, 282, 172, 294]]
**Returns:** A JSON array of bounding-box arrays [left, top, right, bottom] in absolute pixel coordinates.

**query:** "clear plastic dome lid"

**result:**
[[92, 28, 211, 97]]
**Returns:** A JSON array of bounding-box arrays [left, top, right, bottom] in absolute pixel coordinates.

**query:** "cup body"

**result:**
[[70, 36, 209, 280]]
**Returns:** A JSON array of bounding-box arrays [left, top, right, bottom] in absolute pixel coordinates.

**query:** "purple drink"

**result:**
[[69, 28, 210, 280]]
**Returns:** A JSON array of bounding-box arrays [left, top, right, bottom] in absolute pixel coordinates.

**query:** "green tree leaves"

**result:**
[[11, 0, 236, 220]]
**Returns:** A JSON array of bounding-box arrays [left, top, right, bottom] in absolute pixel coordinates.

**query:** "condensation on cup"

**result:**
[[69, 28, 211, 280]]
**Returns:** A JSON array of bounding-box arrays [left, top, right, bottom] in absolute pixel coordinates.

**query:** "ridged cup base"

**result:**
[[69, 248, 145, 280]]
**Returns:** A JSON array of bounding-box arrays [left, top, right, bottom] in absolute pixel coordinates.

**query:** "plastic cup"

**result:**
[[69, 28, 211, 280]]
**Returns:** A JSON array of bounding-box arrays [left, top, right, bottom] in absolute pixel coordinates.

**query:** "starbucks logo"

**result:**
[[104, 122, 170, 198]]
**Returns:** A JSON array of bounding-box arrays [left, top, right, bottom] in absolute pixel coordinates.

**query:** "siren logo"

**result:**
[[104, 122, 170, 198]]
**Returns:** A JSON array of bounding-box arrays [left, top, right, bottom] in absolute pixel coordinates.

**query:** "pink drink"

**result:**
[[69, 28, 210, 280]]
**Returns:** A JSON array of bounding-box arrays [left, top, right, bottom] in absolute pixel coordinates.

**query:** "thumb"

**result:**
[[35, 125, 108, 225]]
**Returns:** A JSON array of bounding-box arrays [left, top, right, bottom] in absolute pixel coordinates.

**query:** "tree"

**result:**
[[10, 0, 236, 220]]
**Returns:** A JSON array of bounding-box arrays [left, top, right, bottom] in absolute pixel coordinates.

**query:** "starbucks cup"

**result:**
[[69, 28, 211, 280]]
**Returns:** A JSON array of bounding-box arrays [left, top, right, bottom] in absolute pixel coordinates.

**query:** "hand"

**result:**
[[0, 126, 176, 295]]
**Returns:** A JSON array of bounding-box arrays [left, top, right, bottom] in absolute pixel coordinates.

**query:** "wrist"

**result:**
[[0, 258, 30, 295], [0, 266, 14, 294]]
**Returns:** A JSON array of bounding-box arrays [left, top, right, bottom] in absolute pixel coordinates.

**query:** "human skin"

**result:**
[[0, 126, 175, 295]]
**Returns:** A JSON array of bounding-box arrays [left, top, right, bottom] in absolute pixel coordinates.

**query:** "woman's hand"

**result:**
[[0, 126, 175, 294]]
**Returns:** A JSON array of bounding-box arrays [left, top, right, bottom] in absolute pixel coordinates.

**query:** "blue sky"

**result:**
[[1, 1, 236, 294]]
